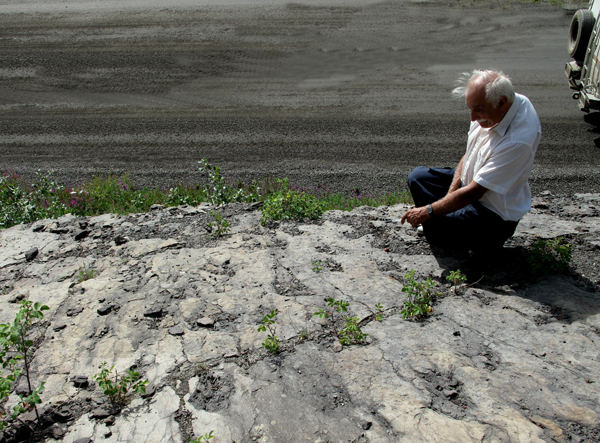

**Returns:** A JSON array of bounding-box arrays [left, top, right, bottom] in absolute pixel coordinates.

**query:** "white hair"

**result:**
[[452, 69, 515, 106]]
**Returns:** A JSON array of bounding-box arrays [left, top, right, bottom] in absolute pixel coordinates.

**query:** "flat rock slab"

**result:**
[[0, 200, 599, 443]]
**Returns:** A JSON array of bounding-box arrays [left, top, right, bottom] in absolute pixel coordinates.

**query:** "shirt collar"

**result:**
[[491, 94, 520, 137]]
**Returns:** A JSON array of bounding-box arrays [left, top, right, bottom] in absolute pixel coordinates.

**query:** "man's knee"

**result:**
[[406, 166, 429, 188], [407, 166, 455, 188]]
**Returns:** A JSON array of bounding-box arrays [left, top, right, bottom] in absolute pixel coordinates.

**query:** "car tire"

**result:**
[[568, 9, 595, 63]]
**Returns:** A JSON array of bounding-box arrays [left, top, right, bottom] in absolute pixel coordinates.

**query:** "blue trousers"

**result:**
[[406, 166, 519, 250]]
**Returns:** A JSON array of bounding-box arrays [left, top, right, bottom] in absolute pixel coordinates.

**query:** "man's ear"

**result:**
[[498, 96, 509, 109]]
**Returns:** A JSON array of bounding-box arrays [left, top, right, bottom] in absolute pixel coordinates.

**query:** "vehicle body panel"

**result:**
[[566, 0, 600, 111]]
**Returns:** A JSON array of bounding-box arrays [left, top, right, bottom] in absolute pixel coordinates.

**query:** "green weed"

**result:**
[[314, 297, 349, 338], [0, 170, 162, 227], [339, 316, 368, 345], [208, 211, 231, 237], [297, 328, 309, 341], [199, 159, 261, 205], [375, 303, 384, 321], [311, 260, 323, 273], [526, 237, 572, 275], [93, 362, 148, 407], [313, 298, 368, 345], [447, 269, 467, 294], [0, 165, 412, 231], [165, 186, 203, 208], [0, 301, 49, 430], [401, 270, 437, 319], [190, 431, 215, 443], [75, 265, 97, 283], [258, 310, 280, 354], [260, 179, 324, 225]]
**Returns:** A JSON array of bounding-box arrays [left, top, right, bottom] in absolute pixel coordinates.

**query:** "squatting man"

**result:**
[[400, 69, 541, 251]]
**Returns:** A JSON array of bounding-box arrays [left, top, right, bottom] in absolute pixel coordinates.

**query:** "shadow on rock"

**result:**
[[430, 243, 600, 324]]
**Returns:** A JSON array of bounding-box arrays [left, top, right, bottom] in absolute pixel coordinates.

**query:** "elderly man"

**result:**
[[401, 70, 541, 250]]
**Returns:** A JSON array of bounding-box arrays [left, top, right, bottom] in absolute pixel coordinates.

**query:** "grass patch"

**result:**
[[280, 182, 412, 212], [75, 265, 98, 283], [0, 164, 412, 229]]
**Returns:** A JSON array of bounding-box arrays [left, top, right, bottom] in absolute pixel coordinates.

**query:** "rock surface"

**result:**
[[0, 197, 599, 442]]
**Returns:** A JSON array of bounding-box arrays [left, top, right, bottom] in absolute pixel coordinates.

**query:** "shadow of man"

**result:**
[[428, 242, 600, 324]]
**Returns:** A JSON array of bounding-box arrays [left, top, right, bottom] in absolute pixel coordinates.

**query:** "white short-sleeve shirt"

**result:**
[[461, 93, 541, 221]]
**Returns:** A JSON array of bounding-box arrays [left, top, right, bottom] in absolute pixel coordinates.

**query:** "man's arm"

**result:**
[[447, 156, 465, 195], [400, 179, 488, 228]]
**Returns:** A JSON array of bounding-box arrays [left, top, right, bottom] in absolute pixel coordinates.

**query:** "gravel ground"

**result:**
[[0, 0, 597, 197]]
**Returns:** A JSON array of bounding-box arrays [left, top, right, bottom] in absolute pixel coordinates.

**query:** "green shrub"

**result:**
[[339, 316, 368, 345], [207, 211, 231, 237], [313, 298, 368, 345], [260, 179, 324, 225], [93, 362, 148, 406], [0, 171, 67, 228], [401, 270, 436, 319], [0, 165, 410, 230], [199, 159, 262, 205], [526, 237, 572, 275], [258, 310, 279, 354], [0, 301, 49, 430]]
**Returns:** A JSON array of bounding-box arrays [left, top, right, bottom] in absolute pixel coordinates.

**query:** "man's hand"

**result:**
[[401, 180, 488, 228], [400, 206, 431, 228]]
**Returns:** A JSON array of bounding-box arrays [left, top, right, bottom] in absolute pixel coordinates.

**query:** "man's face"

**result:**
[[465, 80, 509, 129]]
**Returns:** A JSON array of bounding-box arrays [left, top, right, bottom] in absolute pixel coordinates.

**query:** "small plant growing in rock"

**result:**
[[75, 264, 97, 283], [297, 328, 309, 341], [93, 362, 148, 406], [526, 237, 572, 274], [258, 310, 279, 354], [401, 270, 436, 319], [314, 297, 348, 337], [195, 363, 209, 376], [207, 210, 231, 237], [314, 298, 368, 345], [0, 300, 49, 430], [375, 303, 384, 321], [447, 269, 467, 294], [339, 316, 368, 345], [190, 431, 215, 443], [311, 260, 323, 273]]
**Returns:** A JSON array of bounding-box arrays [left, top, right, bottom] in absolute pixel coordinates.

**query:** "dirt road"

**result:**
[[0, 0, 597, 195]]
